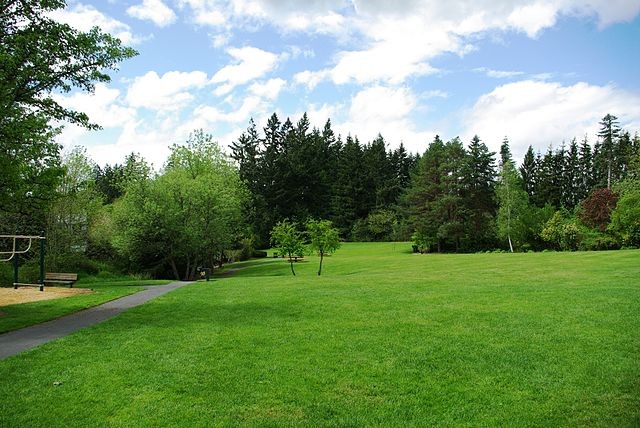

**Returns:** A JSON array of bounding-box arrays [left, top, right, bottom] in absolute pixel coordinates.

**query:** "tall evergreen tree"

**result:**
[[520, 146, 537, 203], [577, 135, 594, 202], [596, 113, 621, 189], [563, 139, 581, 209], [499, 137, 512, 167], [405, 136, 447, 252], [536, 146, 562, 208], [461, 135, 497, 251], [331, 135, 367, 237]]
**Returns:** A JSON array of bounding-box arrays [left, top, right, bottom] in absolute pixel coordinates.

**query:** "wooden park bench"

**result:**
[[287, 256, 304, 262], [45, 272, 78, 288]]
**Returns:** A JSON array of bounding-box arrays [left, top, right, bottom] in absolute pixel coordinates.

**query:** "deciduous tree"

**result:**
[[306, 219, 341, 276], [270, 220, 305, 276]]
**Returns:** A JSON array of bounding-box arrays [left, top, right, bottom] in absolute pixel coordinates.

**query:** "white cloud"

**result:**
[[126, 71, 209, 110], [462, 80, 640, 160], [474, 67, 526, 79], [178, 0, 228, 26], [179, 96, 264, 134], [217, 1, 640, 87], [293, 70, 328, 90], [248, 78, 287, 100], [55, 83, 136, 128], [211, 47, 281, 95], [506, 2, 558, 37], [337, 85, 434, 152], [49, 4, 140, 45], [127, 0, 177, 27]]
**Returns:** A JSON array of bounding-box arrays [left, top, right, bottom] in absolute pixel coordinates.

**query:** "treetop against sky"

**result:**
[[50, 0, 640, 167]]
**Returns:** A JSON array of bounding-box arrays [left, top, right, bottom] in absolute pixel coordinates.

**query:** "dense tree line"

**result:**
[[231, 113, 640, 253], [230, 113, 416, 245]]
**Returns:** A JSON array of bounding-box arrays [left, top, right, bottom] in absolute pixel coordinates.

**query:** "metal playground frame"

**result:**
[[0, 234, 46, 291]]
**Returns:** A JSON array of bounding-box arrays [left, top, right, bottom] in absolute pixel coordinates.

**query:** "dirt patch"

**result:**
[[0, 286, 94, 307]]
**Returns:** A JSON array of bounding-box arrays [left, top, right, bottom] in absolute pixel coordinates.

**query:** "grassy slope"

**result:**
[[0, 244, 638, 426], [0, 278, 170, 333]]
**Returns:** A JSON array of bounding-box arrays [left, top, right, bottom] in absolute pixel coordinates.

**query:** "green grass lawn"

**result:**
[[0, 243, 639, 426], [0, 277, 170, 334]]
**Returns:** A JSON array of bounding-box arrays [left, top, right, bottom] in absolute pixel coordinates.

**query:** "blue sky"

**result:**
[[51, 0, 640, 168]]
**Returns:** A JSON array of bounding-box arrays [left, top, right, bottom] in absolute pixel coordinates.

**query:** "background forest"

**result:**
[[3, 110, 639, 281]]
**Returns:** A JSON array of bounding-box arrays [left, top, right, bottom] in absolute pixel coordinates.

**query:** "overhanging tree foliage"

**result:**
[[0, 0, 137, 233]]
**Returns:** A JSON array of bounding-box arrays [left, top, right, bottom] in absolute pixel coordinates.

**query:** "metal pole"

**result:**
[[39, 232, 45, 291], [13, 252, 18, 289]]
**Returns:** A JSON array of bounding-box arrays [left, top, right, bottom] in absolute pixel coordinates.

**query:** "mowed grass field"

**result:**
[[0, 243, 639, 426]]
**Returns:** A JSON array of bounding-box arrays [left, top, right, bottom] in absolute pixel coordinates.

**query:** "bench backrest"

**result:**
[[45, 273, 78, 281]]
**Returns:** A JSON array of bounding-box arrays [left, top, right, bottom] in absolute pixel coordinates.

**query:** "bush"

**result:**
[[541, 211, 582, 251], [252, 250, 267, 258], [577, 227, 621, 251], [350, 219, 370, 242], [47, 253, 100, 275]]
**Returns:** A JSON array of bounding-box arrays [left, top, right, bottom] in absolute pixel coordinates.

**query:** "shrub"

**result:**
[[579, 188, 619, 232]]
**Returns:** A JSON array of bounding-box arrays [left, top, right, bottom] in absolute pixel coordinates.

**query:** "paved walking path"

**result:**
[[0, 281, 192, 360]]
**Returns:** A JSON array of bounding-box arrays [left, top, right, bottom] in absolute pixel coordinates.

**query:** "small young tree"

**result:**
[[496, 160, 530, 252], [270, 220, 305, 276], [306, 219, 341, 276]]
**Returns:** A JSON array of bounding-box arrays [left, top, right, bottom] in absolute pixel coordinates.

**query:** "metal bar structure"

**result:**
[[1, 234, 46, 291]]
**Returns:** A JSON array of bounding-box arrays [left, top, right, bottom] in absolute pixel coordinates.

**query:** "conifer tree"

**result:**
[[596, 114, 621, 189], [462, 135, 497, 251], [578, 135, 594, 202], [520, 146, 537, 202]]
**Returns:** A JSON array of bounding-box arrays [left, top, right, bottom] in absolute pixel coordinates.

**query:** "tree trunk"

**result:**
[[318, 252, 323, 276], [170, 257, 180, 281], [288, 252, 296, 276], [508, 235, 514, 253], [184, 258, 191, 281]]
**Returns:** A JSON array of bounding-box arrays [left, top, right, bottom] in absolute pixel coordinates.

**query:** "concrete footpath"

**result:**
[[0, 281, 192, 360]]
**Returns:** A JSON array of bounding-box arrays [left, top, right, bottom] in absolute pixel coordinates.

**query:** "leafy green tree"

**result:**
[[608, 149, 640, 246], [366, 209, 397, 241], [608, 189, 640, 246], [496, 160, 530, 252], [0, 0, 136, 233], [541, 211, 581, 251], [270, 220, 305, 276], [111, 133, 245, 279], [306, 219, 341, 276], [47, 146, 101, 270]]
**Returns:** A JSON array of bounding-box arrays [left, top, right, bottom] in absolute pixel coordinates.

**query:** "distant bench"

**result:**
[[45, 272, 78, 288], [272, 253, 304, 262]]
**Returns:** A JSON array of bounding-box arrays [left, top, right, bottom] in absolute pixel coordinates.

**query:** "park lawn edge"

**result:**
[[0, 279, 171, 334]]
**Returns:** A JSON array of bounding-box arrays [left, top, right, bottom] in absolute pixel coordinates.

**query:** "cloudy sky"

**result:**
[[52, 0, 640, 168]]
